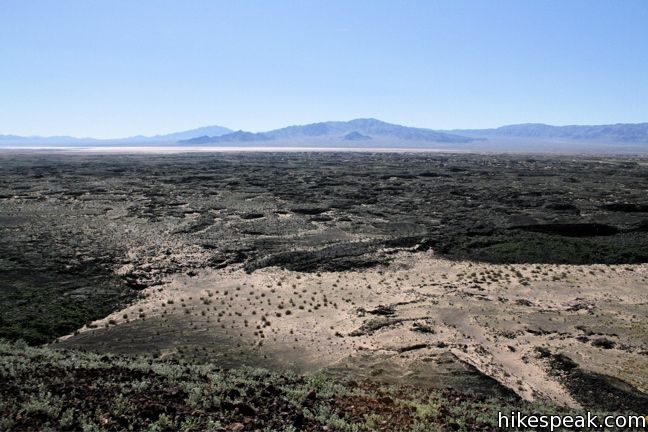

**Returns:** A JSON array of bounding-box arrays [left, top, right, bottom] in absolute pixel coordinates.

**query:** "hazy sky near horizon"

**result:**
[[1, 1, 647, 138]]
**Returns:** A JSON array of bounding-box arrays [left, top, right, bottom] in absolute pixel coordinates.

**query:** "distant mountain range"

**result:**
[[183, 131, 273, 144], [135, 125, 233, 142], [178, 119, 475, 145], [0, 125, 232, 145], [260, 118, 474, 143], [179, 119, 648, 146], [450, 122, 648, 142], [2, 120, 648, 152]]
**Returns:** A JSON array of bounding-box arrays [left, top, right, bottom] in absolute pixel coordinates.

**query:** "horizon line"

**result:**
[[2, 118, 648, 141]]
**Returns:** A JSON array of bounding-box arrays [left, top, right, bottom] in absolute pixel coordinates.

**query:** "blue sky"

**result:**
[[1, 0, 647, 138]]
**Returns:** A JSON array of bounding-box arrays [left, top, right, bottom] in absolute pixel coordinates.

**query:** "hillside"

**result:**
[[0, 340, 577, 432], [343, 131, 372, 141]]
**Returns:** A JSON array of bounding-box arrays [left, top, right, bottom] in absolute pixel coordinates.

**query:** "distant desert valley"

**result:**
[[1, 150, 647, 430]]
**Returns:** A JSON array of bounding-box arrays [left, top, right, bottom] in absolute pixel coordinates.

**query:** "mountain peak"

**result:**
[[267, 119, 474, 143], [347, 118, 388, 126]]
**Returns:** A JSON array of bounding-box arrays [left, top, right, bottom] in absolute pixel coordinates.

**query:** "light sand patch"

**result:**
[[59, 251, 648, 406]]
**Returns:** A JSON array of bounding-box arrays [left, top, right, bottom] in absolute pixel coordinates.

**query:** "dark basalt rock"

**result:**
[[290, 207, 329, 215], [244, 241, 383, 273], [367, 304, 396, 316], [512, 223, 619, 237], [632, 219, 648, 232], [567, 370, 648, 412], [235, 402, 257, 417], [591, 338, 616, 349], [602, 202, 648, 212], [411, 322, 436, 334], [241, 212, 264, 219], [544, 202, 580, 213], [397, 343, 430, 353], [549, 353, 578, 371], [543, 351, 648, 412], [418, 171, 450, 178], [349, 318, 412, 337]]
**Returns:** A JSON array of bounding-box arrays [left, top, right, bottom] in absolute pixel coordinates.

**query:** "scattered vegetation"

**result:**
[[0, 339, 617, 432]]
